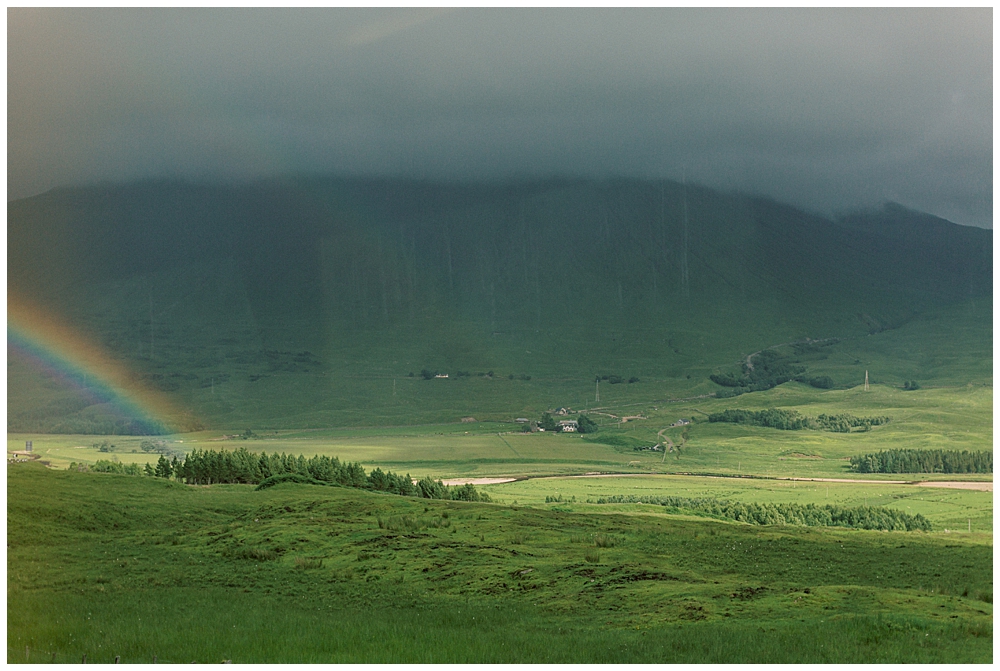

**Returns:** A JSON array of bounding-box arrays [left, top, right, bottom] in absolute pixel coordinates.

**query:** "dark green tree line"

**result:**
[[850, 449, 991, 474], [709, 409, 890, 433], [596, 495, 931, 531], [708, 408, 808, 430], [72, 447, 491, 502]]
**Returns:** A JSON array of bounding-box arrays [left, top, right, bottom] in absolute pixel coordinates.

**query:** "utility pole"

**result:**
[[864, 370, 869, 392], [595, 378, 600, 403]]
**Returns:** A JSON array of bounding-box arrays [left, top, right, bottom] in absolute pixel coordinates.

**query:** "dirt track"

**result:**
[[915, 481, 992, 492], [439, 473, 993, 491], [440, 477, 517, 486]]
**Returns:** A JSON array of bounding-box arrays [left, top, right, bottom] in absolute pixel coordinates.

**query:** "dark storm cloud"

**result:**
[[8, 8, 992, 226]]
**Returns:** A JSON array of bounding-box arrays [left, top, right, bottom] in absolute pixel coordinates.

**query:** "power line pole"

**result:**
[[595, 378, 600, 403], [864, 370, 869, 392]]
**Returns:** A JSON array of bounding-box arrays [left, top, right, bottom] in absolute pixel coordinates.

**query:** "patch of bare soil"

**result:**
[[916, 481, 992, 492], [439, 477, 518, 486]]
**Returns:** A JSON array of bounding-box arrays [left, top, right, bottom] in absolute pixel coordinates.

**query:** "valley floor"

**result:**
[[7, 380, 992, 662]]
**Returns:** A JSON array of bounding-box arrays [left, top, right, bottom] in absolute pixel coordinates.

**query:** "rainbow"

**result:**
[[8, 296, 196, 434]]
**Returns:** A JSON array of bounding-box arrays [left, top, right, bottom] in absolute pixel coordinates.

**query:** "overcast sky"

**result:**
[[8, 8, 993, 227]]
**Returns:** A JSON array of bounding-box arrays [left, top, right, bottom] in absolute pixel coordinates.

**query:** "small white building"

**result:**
[[558, 420, 579, 432]]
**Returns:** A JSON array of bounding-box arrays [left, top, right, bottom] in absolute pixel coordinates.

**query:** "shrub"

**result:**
[[593, 533, 618, 548], [234, 547, 279, 561], [807, 376, 834, 389], [378, 515, 422, 532], [450, 483, 491, 502], [538, 412, 557, 432], [293, 557, 323, 569], [577, 414, 599, 434]]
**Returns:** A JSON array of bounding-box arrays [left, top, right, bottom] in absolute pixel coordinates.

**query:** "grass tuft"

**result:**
[[593, 533, 619, 548], [293, 557, 323, 569], [233, 547, 279, 562]]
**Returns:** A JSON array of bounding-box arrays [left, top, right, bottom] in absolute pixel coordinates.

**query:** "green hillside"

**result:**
[[7, 178, 992, 432], [8, 463, 992, 663]]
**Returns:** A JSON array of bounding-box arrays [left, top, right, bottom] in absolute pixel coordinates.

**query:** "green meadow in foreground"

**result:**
[[8, 463, 992, 663]]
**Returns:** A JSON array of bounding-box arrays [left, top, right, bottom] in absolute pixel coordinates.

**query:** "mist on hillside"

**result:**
[[8, 8, 992, 227]]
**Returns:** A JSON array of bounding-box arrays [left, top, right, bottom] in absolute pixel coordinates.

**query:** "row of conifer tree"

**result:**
[[595, 494, 931, 531], [80, 447, 491, 501], [849, 449, 992, 474]]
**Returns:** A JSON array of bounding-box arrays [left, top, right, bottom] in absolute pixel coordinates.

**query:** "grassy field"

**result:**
[[7, 295, 992, 663], [7, 463, 993, 663], [475, 475, 994, 534], [13, 379, 991, 481]]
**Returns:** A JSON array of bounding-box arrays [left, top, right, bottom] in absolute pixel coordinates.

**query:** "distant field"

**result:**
[[476, 475, 994, 535], [14, 380, 990, 480]]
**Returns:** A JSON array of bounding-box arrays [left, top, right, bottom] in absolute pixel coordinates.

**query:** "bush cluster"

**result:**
[[850, 449, 992, 474], [709, 409, 890, 433], [88, 460, 145, 476], [595, 495, 931, 531], [577, 414, 599, 433], [814, 413, 890, 433], [596, 374, 638, 385], [710, 350, 804, 398], [708, 408, 808, 430]]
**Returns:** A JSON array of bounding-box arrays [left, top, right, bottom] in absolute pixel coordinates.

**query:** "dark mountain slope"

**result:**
[[7, 177, 992, 431]]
